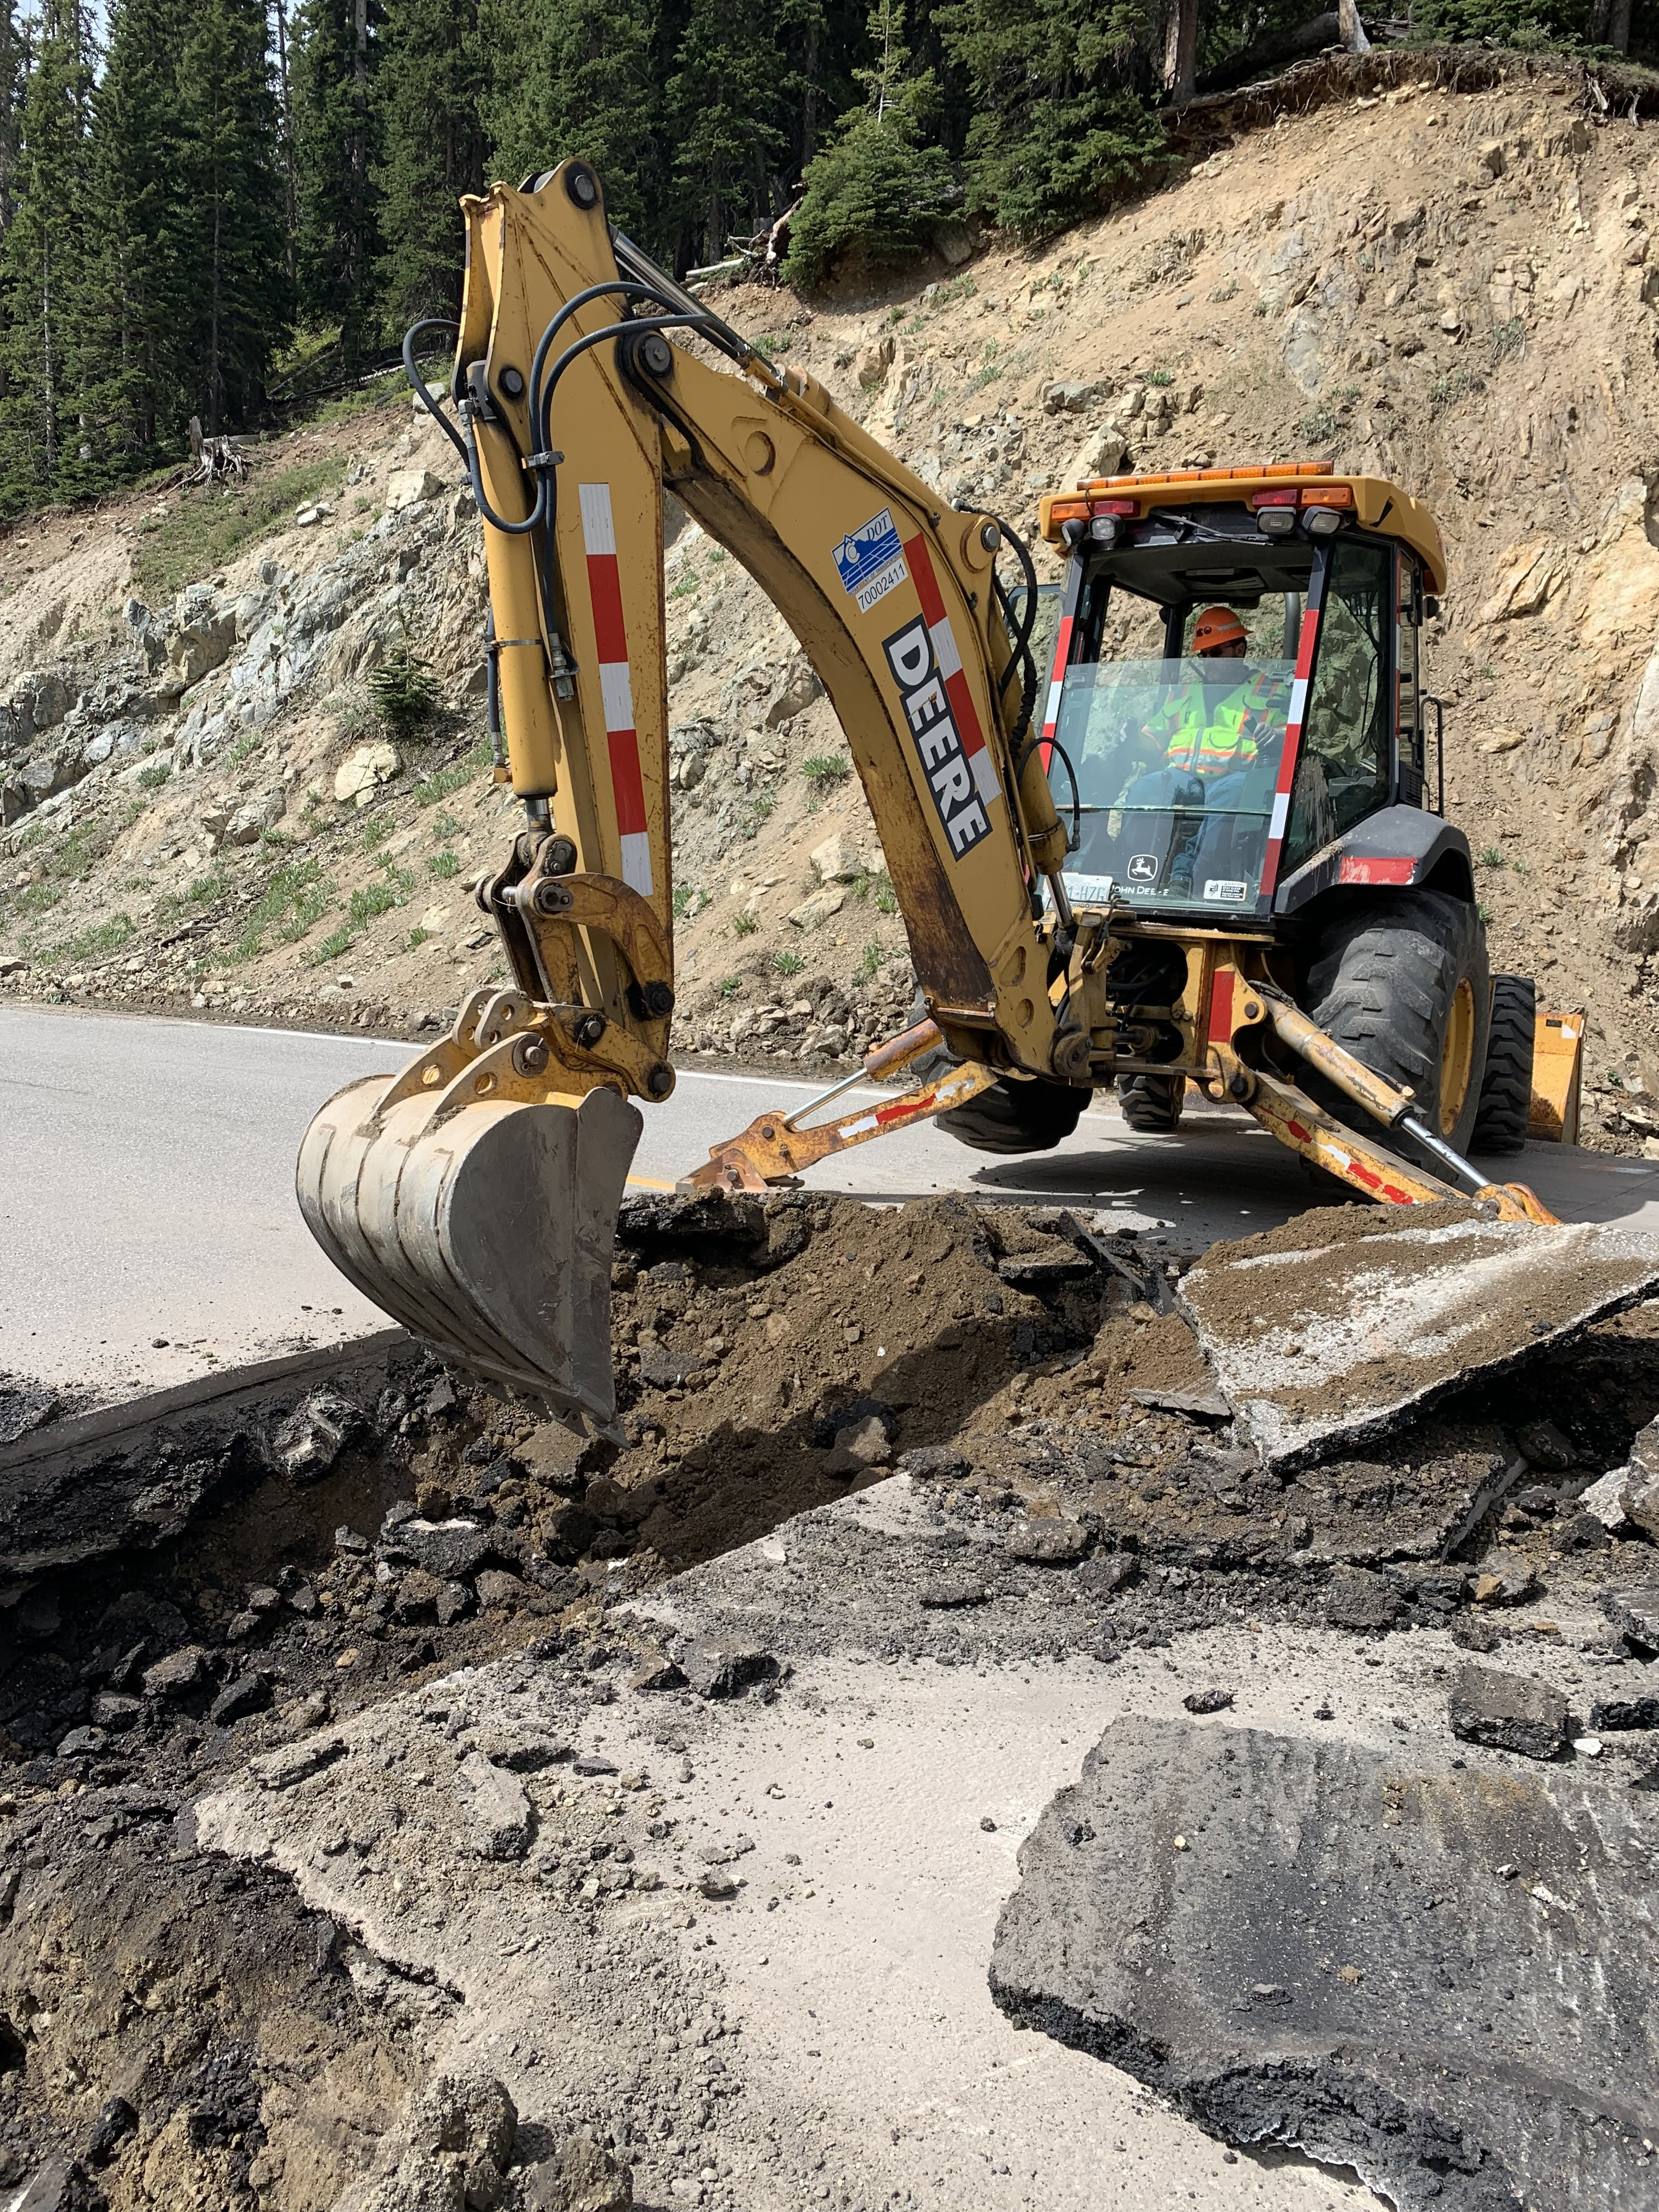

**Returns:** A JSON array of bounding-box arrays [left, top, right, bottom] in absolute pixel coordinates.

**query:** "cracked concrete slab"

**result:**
[[187, 1472, 1650, 2211], [1180, 1211, 1659, 1469]]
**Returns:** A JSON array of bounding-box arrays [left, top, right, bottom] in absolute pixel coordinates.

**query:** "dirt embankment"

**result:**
[[3, 57, 1659, 1150]]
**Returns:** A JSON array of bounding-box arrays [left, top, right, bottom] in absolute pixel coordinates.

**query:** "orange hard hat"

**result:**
[[1193, 606, 1247, 654]]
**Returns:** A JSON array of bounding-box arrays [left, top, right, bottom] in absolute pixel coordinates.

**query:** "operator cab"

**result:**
[[1034, 469, 1442, 926]]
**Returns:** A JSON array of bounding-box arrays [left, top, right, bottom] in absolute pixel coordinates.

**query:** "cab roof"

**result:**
[[1037, 461, 1448, 595]]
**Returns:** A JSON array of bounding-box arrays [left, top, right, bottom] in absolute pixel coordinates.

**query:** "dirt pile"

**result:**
[[1, 54, 1657, 1145]]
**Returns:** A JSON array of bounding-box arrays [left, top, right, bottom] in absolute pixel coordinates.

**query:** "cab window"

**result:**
[[1283, 538, 1392, 873]]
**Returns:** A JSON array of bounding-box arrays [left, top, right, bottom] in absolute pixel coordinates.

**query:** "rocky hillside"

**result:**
[[3, 54, 1658, 1150]]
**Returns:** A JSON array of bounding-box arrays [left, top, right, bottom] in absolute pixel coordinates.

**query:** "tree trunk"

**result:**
[[1164, 0, 1198, 105], [1606, 0, 1631, 49], [1194, 12, 1340, 97], [1338, 0, 1371, 53], [800, 16, 820, 173]]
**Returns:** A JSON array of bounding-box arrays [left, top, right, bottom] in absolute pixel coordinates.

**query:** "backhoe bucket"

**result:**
[[296, 1076, 642, 1432]]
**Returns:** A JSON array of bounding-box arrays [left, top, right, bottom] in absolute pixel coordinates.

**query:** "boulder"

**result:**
[[225, 785, 286, 845], [458, 1752, 535, 1860], [1448, 1663, 1568, 1760], [511, 2133, 633, 2211], [334, 2073, 517, 2212], [384, 467, 447, 512], [335, 741, 401, 806], [788, 888, 845, 930], [166, 589, 238, 685], [810, 830, 863, 884], [272, 1388, 360, 1482]]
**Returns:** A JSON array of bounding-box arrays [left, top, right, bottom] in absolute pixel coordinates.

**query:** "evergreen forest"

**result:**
[[0, 0, 1651, 519]]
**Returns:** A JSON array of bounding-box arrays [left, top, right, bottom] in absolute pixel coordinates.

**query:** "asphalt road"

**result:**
[[5, 1003, 1657, 1408]]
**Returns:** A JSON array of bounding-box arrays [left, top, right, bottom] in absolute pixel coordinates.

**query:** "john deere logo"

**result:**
[[1127, 853, 1159, 883]]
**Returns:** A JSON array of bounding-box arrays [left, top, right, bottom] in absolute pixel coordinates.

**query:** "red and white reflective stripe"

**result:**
[[1258, 606, 1319, 898], [901, 533, 1001, 809], [578, 483, 653, 896], [1039, 611, 1075, 771]]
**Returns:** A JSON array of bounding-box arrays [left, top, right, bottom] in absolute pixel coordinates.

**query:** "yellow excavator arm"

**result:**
[[297, 161, 1084, 1431]]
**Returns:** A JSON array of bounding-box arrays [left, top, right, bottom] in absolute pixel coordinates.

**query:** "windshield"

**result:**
[[1049, 656, 1293, 912]]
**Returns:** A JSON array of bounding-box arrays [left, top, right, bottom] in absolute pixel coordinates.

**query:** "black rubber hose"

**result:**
[[535, 314, 718, 454], [527, 279, 687, 456], [402, 318, 468, 466]]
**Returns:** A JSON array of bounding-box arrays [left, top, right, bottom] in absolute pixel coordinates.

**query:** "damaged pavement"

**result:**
[[1, 1189, 1658, 2209]]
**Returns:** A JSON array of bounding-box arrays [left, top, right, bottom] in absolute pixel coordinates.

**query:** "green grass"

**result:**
[[409, 926, 431, 950], [231, 857, 331, 959], [430, 810, 463, 840], [932, 276, 977, 308], [772, 949, 803, 976], [1144, 367, 1174, 387], [430, 849, 460, 879], [132, 459, 342, 601], [802, 755, 851, 789], [673, 882, 696, 919], [348, 882, 398, 926], [1478, 845, 1505, 868], [857, 940, 887, 980], [1490, 317, 1527, 366], [362, 814, 392, 850], [670, 573, 699, 599], [136, 763, 171, 791], [60, 912, 136, 967], [309, 924, 354, 965], [1209, 278, 1239, 303], [1476, 901, 1493, 925], [717, 975, 741, 999], [873, 877, 897, 916], [1297, 408, 1338, 447], [732, 910, 758, 937], [1511, 857, 1530, 877], [414, 743, 489, 808], [226, 728, 263, 769]]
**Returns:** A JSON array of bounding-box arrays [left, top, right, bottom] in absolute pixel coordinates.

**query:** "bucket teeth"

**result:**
[[296, 1075, 642, 1431]]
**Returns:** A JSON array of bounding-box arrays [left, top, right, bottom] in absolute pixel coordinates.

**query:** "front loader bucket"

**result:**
[[296, 1075, 642, 1432]]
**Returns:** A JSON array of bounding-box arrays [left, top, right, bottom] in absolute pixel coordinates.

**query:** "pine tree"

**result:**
[[176, 0, 288, 430], [291, 0, 377, 364], [0, 0, 25, 241], [667, 0, 786, 268], [0, 0, 94, 515], [936, 0, 1164, 238], [479, 0, 664, 248], [785, 0, 951, 285], [372, 0, 484, 335], [79, 0, 191, 479]]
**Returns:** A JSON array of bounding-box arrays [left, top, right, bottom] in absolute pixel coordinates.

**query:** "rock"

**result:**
[[1450, 1616, 1502, 1654], [1127, 1386, 1231, 1420], [435, 1581, 472, 1626], [629, 1648, 687, 1692], [1479, 539, 1568, 624], [385, 467, 447, 511], [1471, 1553, 1538, 1606], [899, 1444, 971, 1482], [698, 1869, 738, 1900], [809, 830, 863, 883], [338, 2072, 517, 2212], [55, 1726, 106, 1759], [990, 1713, 1659, 2212], [1324, 1567, 1404, 1634], [571, 1753, 617, 1777], [1516, 1419, 1575, 1471], [787, 887, 846, 930], [1041, 380, 1103, 415], [1064, 426, 1131, 486], [510, 2132, 633, 2211], [141, 1646, 206, 1699], [474, 1568, 528, 1612], [472, 1731, 567, 1773], [209, 1674, 270, 1726], [459, 1753, 535, 1860], [1182, 1688, 1234, 1715], [823, 1414, 891, 1477], [89, 1692, 142, 1731], [854, 335, 895, 388], [392, 1570, 445, 1624], [165, 592, 237, 684], [679, 1642, 780, 1699], [8, 2158, 89, 2212], [272, 1388, 360, 1482], [1006, 1519, 1090, 1566], [392, 1519, 494, 1580], [251, 1735, 345, 1790], [334, 741, 401, 806], [1603, 1583, 1659, 1654], [86, 2096, 138, 2167], [224, 785, 285, 845], [1579, 1468, 1633, 1530], [918, 1576, 990, 1609], [932, 219, 974, 266], [1449, 1663, 1569, 1760]]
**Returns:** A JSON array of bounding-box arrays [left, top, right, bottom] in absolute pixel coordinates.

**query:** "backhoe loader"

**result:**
[[297, 160, 1630, 1438]]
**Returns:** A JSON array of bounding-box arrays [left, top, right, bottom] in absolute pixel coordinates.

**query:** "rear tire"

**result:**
[[1471, 973, 1536, 1154], [1116, 1072, 1186, 1133], [910, 990, 1087, 1155], [1302, 889, 1491, 1173]]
